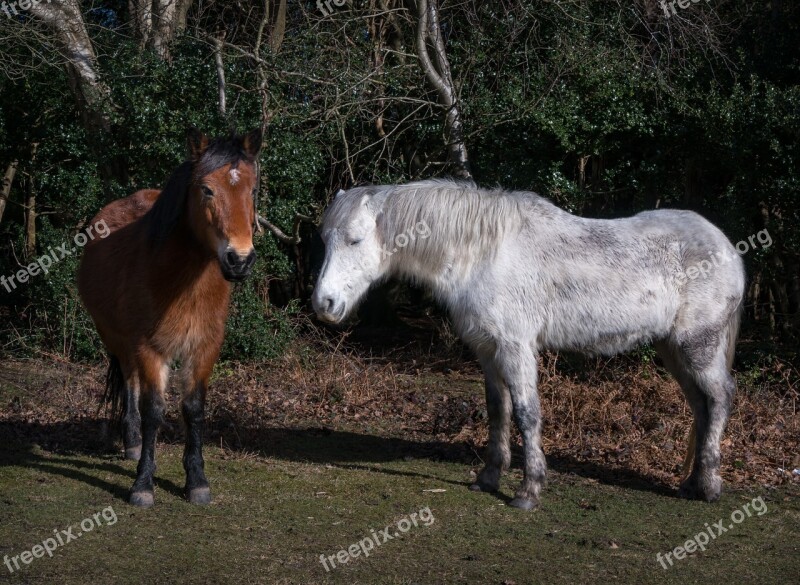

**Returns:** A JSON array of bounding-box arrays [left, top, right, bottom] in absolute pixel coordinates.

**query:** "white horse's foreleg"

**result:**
[[470, 356, 512, 493], [495, 342, 545, 510]]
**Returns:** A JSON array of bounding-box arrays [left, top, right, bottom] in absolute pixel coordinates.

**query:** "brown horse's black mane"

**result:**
[[146, 132, 258, 245]]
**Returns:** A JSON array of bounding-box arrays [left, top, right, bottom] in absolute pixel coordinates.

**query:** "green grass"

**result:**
[[1, 441, 797, 585]]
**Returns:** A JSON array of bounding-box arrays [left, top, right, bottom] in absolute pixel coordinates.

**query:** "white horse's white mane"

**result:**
[[323, 179, 548, 280]]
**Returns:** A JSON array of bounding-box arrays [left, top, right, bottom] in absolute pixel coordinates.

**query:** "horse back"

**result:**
[[86, 189, 160, 241]]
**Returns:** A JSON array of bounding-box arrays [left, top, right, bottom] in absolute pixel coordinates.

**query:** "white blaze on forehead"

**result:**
[[229, 168, 241, 185]]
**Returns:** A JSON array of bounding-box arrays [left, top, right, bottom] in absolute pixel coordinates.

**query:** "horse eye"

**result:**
[[349, 239, 363, 246], [201, 186, 214, 199]]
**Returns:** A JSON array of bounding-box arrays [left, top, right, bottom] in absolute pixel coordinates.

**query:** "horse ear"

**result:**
[[187, 127, 209, 161], [335, 189, 346, 199], [242, 128, 263, 157]]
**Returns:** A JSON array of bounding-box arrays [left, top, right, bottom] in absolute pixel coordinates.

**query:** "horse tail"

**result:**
[[102, 354, 125, 425], [681, 298, 742, 478]]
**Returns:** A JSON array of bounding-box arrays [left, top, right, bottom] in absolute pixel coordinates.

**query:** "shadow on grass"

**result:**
[[0, 418, 676, 505]]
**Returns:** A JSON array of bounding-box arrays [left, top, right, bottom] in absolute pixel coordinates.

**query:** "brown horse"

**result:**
[[78, 128, 262, 507]]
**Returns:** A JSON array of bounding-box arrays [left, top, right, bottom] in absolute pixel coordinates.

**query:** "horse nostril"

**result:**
[[226, 250, 239, 266], [325, 297, 334, 312], [245, 250, 257, 269]]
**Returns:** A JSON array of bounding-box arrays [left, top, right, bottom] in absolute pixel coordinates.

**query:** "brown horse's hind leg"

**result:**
[[129, 351, 168, 508], [104, 356, 141, 460], [180, 343, 221, 505], [122, 372, 142, 460]]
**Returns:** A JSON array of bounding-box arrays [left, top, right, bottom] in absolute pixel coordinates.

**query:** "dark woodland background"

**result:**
[[0, 0, 798, 366]]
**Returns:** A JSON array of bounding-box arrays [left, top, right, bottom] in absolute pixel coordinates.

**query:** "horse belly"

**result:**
[[541, 284, 678, 354]]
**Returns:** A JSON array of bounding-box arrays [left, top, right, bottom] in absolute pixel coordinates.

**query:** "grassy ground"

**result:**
[[1, 444, 798, 584], [0, 347, 798, 584]]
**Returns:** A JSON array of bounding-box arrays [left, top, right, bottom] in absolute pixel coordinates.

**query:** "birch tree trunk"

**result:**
[[28, 0, 126, 192], [23, 143, 38, 259], [24, 186, 36, 260], [129, 0, 194, 61], [415, 0, 471, 179], [0, 160, 18, 226], [270, 0, 288, 54]]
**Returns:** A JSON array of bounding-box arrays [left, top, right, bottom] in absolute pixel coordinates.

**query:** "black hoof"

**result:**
[[187, 487, 212, 505], [508, 497, 538, 510], [129, 491, 154, 508], [469, 482, 498, 493]]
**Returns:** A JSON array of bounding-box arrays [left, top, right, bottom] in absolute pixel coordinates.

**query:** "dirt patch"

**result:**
[[1, 332, 797, 494]]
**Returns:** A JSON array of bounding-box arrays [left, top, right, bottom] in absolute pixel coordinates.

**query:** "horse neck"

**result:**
[[385, 217, 487, 303], [151, 219, 227, 298], [381, 187, 528, 304]]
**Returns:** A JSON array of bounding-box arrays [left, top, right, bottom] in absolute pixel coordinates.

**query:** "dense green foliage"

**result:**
[[0, 0, 797, 362]]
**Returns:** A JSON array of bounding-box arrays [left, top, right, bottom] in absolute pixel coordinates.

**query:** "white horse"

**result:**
[[312, 179, 745, 510]]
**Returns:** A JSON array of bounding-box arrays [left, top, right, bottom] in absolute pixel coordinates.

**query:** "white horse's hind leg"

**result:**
[[681, 357, 735, 502], [470, 357, 512, 493], [656, 333, 735, 502], [493, 342, 545, 510]]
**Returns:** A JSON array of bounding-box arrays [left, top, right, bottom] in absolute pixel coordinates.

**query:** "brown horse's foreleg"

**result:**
[[182, 379, 211, 504], [129, 354, 168, 508], [181, 341, 220, 505]]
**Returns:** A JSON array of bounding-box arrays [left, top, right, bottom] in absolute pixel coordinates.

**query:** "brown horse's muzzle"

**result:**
[[220, 248, 257, 282]]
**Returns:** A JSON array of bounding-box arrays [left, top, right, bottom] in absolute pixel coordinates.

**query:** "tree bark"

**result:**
[[415, 0, 471, 179], [154, 0, 193, 60], [270, 0, 288, 54], [29, 0, 126, 193], [129, 0, 194, 61], [370, 0, 389, 139], [0, 160, 18, 226], [129, 0, 154, 49], [24, 187, 36, 260], [214, 34, 227, 116], [24, 144, 39, 259]]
